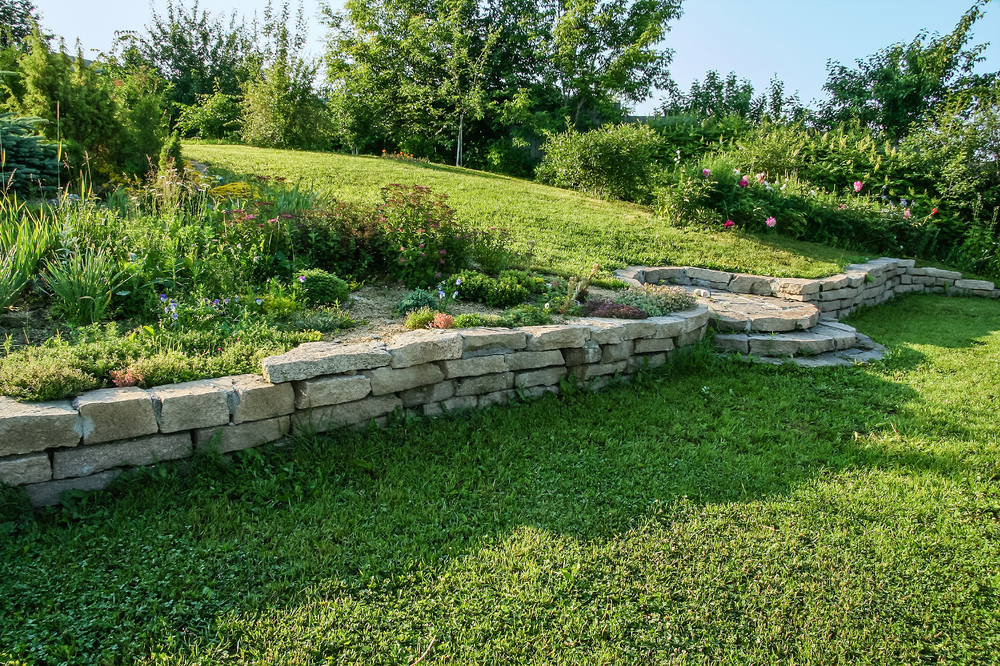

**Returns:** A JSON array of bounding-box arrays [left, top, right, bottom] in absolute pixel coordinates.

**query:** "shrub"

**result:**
[[176, 87, 242, 140], [0, 113, 60, 196], [501, 304, 552, 327], [380, 184, 473, 288], [296, 269, 349, 306], [404, 306, 436, 330], [453, 312, 511, 328], [159, 131, 184, 173], [535, 123, 662, 203], [396, 288, 438, 315], [580, 300, 649, 319], [45, 249, 124, 326], [427, 312, 454, 329], [291, 202, 386, 278], [283, 306, 356, 333], [450, 270, 529, 308], [614, 284, 696, 316]]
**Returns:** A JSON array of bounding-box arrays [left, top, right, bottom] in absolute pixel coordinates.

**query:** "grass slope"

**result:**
[[183, 144, 865, 280], [2, 294, 999, 665]]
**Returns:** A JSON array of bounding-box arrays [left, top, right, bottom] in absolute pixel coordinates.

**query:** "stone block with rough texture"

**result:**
[[459, 328, 527, 353], [676, 328, 706, 346], [819, 275, 849, 291], [686, 267, 732, 285], [571, 361, 627, 381], [924, 267, 962, 280], [523, 325, 589, 351], [262, 341, 390, 383], [574, 319, 626, 344], [149, 380, 231, 433], [519, 385, 560, 400], [650, 315, 686, 339], [955, 279, 994, 291], [294, 374, 371, 409], [713, 333, 750, 354], [292, 395, 402, 433], [454, 372, 513, 396], [628, 353, 667, 371], [479, 390, 516, 408], [195, 416, 290, 454], [675, 306, 711, 332], [364, 363, 445, 396], [53, 432, 192, 479], [515, 366, 567, 389], [645, 267, 687, 284], [25, 470, 121, 507], [73, 387, 158, 445], [563, 341, 601, 366], [0, 397, 81, 456], [0, 453, 51, 486], [440, 355, 507, 378], [728, 274, 772, 295], [620, 319, 659, 340], [387, 329, 463, 368], [601, 341, 633, 364], [230, 374, 294, 424], [505, 350, 565, 371], [634, 337, 675, 354], [400, 380, 455, 408], [771, 278, 821, 296], [424, 395, 478, 416]]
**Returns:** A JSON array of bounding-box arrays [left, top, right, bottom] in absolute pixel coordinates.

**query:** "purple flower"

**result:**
[[159, 294, 168, 302], [255, 298, 263, 305], [245, 214, 257, 220], [440, 249, 447, 255], [724, 220, 735, 228], [435, 272, 442, 278], [702, 168, 711, 178], [299, 275, 306, 283], [738, 177, 748, 188]]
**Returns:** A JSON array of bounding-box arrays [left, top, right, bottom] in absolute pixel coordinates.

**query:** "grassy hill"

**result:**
[[184, 144, 868, 280]]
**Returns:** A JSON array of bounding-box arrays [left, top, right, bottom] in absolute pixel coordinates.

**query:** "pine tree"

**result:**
[[0, 112, 59, 195]]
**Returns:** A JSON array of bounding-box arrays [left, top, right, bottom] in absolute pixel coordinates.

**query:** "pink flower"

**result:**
[[853, 181, 863, 193], [904, 209, 911, 219], [245, 214, 256, 220], [440, 249, 447, 255], [702, 168, 711, 178], [738, 177, 748, 188], [440, 259, 445, 264], [724, 220, 735, 228], [765, 217, 776, 228], [756, 173, 765, 183], [932, 207, 938, 215]]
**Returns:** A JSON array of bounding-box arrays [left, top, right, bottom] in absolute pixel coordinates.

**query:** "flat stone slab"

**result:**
[[678, 288, 819, 333]]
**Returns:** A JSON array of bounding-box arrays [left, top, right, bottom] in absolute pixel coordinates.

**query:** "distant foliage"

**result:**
[[176, 87, 241, 140], [0, 0, 38, 48], [536, 123, 662, 203], [0, 113, 59, 195]]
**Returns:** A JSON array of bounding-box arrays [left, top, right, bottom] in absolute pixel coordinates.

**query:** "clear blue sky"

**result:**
[[32, 0, 998, 114]]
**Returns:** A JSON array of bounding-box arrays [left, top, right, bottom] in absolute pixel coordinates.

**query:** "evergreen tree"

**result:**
[[0, 112, 59, 195], [0, 0, 39, 48]]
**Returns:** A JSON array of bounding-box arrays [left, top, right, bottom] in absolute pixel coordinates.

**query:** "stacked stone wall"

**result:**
[[0, 308, 710, 506]]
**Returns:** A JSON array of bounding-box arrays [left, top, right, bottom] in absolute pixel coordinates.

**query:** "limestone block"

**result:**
[[620, 319, 659, 340], [479, 390, 516, 408], [909, 267, 927, 276], [628, 353, 667, 371], [613, 267, 644, 284], [72, 387, 158, 445], [387, 329, 463, 368], [292, 395, 402, 434], [459, 328, 527, 353], [650, 315, 686, 339], [729, 274, 773, 295], [570, 361, 627, 381], [0, 453, 51, 486], [293, 374, 371, 409], [749, 331, 835, 356], [574, 318, 626, 345], [441, 395, 478, 413], [24, 470, 121, 507], [924, 267, 962, 280], [563, 341, 601, 366], [262, 341, 390, 383], [440, 355, 507, 379], [811, 324, 856, 350], [364, 363, 445, 396], [819, 275, 849, 291], [771, 278, 821, 296], [454, 372, 513, 396], [515, 366, 567, 389], [400, 380, 455, 408], [601, 341, 633, 364], [674, 306, 710, 332], [53, 432, 192, 479], [955, 279, 995, 291], [505, 350, 565, 371], [818, 288, 850, 302], [645, 267, 686, 284], [149, 380, 231, 433], [972, 289, 992, 298], [519, 385, 560, 400], [230, 374, 294, 424], [634, 337, 676, 354], [523, 325, 589, 351], [817, 300, 840, 312], [896, 259, 916, 268], [0, 397, 81, 456], [900, 274, 912, 285], [913, 275, 935, 286], [713, 333, 749, 354], [195, 416, 289, 454], [685, 267, 732, 285], [677, 328, 706, 346], [844, 272, 867, 288], [870, 258, 899, 271]]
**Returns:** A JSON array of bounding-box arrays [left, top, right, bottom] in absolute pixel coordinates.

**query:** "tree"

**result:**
[[549, 0, 682, 125], [0, 0, 39, 48], [659, 71, 805, 122], [817, 0, 997, 143]]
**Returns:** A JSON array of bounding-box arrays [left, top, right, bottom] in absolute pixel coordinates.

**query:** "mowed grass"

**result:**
[[2, 293, 999, 665], [183, 144, 865, 280]]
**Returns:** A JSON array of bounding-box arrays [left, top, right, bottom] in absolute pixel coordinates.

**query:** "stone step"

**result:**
[[714, 321, 858, 356], [686, 289, 820, 333]]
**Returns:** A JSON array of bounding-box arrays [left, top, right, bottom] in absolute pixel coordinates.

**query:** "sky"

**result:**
[[31, 0, 999, 114]]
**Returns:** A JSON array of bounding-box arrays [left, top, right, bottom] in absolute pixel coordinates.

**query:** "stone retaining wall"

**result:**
[[0, 309, 710, 506], [615, 257, 998, 320]]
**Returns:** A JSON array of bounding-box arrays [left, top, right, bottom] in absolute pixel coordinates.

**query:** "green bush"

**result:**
[[501, 303, 552, 327], [451, 270, 528, 308], [0, 113, 60, 196], [159, 131, 183, 173], [44, 249, 124, 326], [404, 306, 436, 330], [453, 312, 511, 328], [396, 288, 438, 315], [614, 284, 697, 316], [535, 123, 662, 203], [176, 88, 242, 140], [296, 269, 349, 306]]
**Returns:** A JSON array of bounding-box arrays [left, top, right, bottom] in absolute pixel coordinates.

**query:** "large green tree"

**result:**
[[817, 0, 996, 143], [0, 0, 39, 47]]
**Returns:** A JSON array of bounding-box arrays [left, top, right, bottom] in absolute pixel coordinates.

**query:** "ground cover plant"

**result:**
[[1, 293, 998, 664]]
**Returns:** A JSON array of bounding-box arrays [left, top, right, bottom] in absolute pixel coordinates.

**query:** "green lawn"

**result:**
[[3, 293, 999, 665], [183, 144, 867, 280]]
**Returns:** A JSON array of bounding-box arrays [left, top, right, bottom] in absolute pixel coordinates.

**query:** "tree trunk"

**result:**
[[573, 98, 585, 127], [456, 112, 465, 167]]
